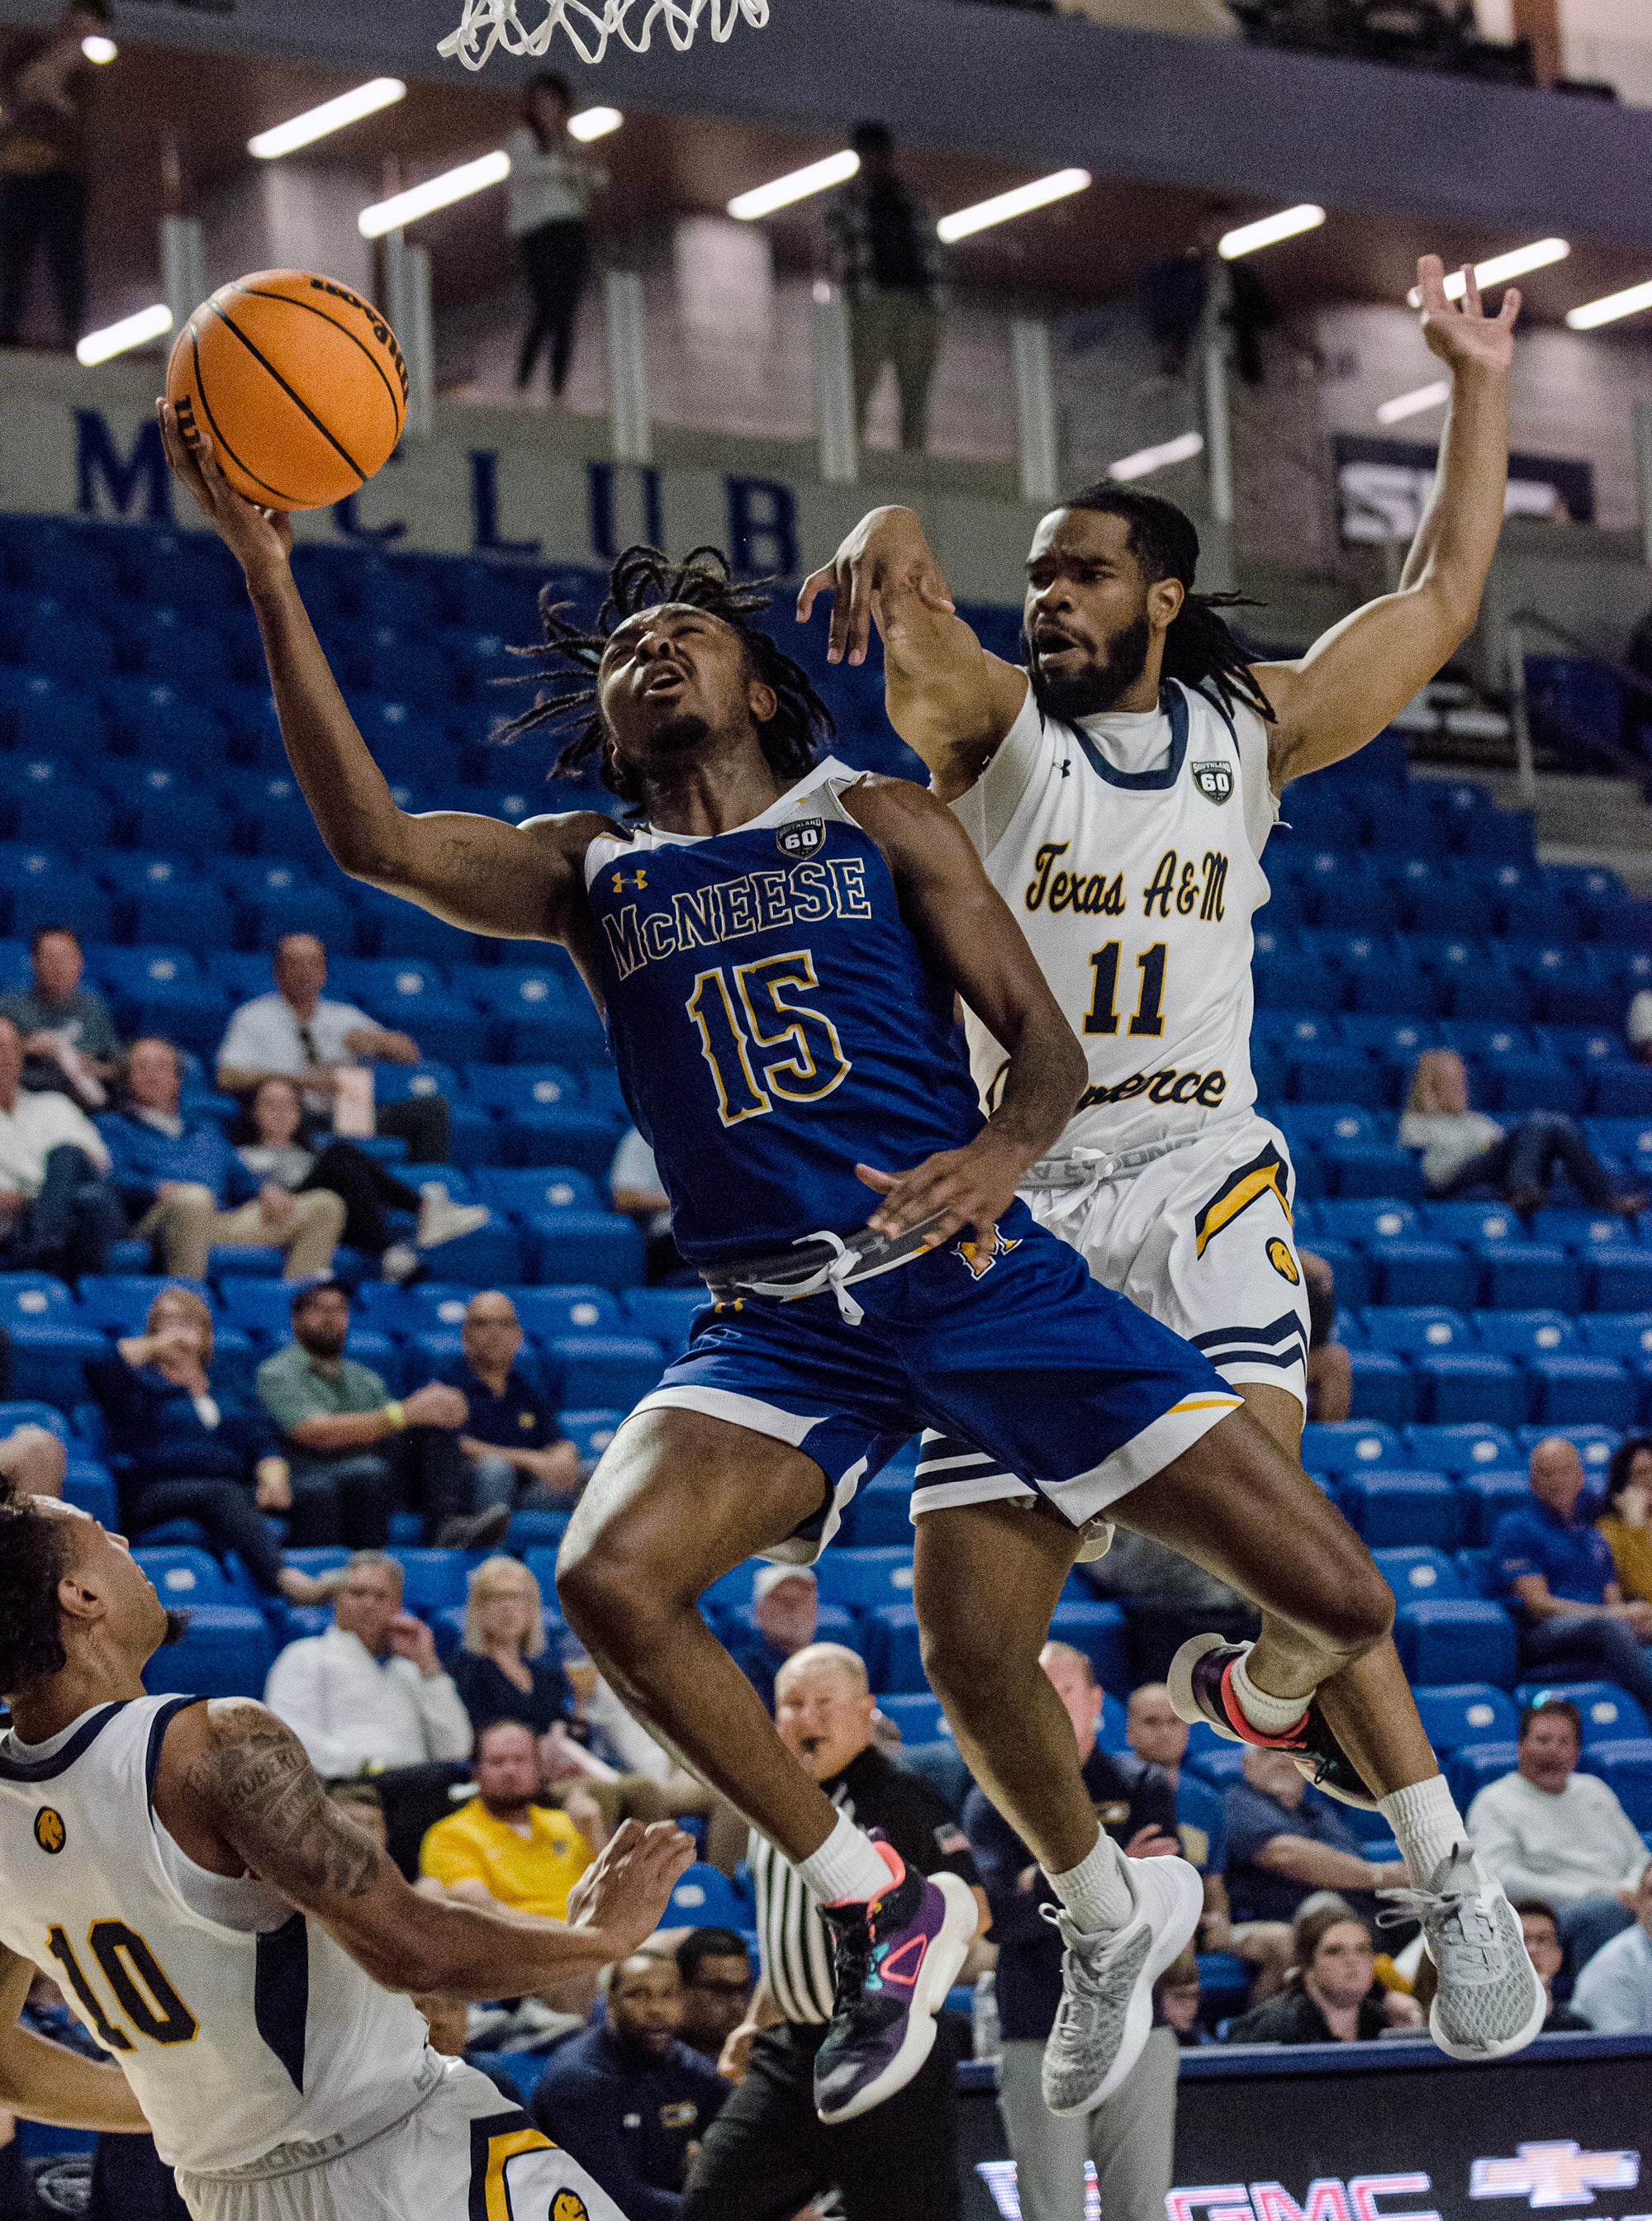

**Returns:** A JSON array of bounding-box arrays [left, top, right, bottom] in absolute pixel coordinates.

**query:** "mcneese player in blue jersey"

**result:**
[[158, 401, 1536, 2157]]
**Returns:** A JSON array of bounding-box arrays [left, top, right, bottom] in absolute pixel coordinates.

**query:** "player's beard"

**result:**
[[1028, 611, 1153, 724], [160, 1608, 192, 1644], [648, 709, 712, 762]]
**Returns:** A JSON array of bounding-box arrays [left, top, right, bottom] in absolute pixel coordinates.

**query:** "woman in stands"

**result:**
[[234, 1075, 483, 1284], [1599, 1440, 1652, 1605], [1400, 1049, 1642, 1220], [1222, 1902, 1422, 2044], [506, 71, 606, 401], [451, 1554, 572, 1743], [86, 1284, 330, 1604]]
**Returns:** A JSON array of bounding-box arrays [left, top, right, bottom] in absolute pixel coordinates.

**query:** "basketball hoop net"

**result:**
[[439, 0, 769, 69]]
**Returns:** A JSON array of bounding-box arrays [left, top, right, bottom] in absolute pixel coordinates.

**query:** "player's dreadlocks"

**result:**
[[495, 543, 835, 806], [1056, 484, 1275, 724], [0, 1474, 73, 1692]]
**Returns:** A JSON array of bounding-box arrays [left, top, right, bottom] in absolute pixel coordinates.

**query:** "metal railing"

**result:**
[[1504, 605, 1652, 804]]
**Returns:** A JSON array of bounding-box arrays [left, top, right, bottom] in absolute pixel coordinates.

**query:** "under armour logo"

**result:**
[[1059, 759, 1071, 776], [610, 869, 648, 892], [1470, 2143, 1640, 2209]]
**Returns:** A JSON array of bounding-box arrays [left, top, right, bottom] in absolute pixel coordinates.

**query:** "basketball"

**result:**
[[164, 269, 408, 511]]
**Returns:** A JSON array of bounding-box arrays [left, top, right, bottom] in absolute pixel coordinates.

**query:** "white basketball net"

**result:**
[[439, 0, 769, 68]]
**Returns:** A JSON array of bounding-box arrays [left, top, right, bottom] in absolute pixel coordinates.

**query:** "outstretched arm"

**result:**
[[154, 1700, 691, 2000], [0, 1943, 150, 2132], [155, 402, 600, 942], [1255, 255, 1518, 792], [797, 508, 1028, 800]]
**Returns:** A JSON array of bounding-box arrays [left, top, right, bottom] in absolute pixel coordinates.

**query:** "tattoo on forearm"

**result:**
[[186, 1716, 382, 1899]]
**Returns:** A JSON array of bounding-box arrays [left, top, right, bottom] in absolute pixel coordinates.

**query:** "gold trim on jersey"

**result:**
[[1193, 1143, 1293, 1259], [476, 2124, 561, 2221]]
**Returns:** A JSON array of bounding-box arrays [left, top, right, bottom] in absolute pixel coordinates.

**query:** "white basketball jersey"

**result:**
[[950, 677, 1275, 1157], [0, 1696, 438, 2176]]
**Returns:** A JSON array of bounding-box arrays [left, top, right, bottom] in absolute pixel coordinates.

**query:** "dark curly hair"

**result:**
[[493, 543, 834, 807], [0, 1474, 73, 1694]]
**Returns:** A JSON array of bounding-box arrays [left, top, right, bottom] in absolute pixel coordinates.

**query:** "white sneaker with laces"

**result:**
[[1040, 1853, 1203, 2117], [416, 1184, 491, 1248], [1379, 1844, 1545, 2061]]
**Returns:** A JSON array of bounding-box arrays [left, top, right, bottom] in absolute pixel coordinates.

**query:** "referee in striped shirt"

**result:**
[[683, 1642, 985, 2221]]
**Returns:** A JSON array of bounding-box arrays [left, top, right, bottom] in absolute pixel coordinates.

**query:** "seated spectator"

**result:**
[[88, 1283, 328, 1605], [1223, 1902, 1421, 2044], [216, 932, 451, 1165], [1493, 1436, 1652, 1718], [263, 1547, 473, 1775], [1598, 1436, 1652, 1606], [420, 1717, 594, 1920], [1466, 1697, 1649, 1972], [529, 1952, 729, 2220], [256, 1279, 506, 1550], [674, 1929, 753, 2063], [234, 1075, 483, 1283], [1223, 1746, 1404, 1934], [1157, 1951, 1208, 2046], [103, 1040, 345, 1281], [1571, 1862, 1652, 2034], [1400, 1049, 1640, 1218], [727, 1564, 819, 1713], [610, 1126, 686, 1284], [0, 925, 116, 1108], [1300, 1249, 1351, 1422], [1080, 1527, 1257, 1687], [0, 1414, 64, 1499], [1513, 1898, 1592, 2032], [439, 1290, 583, 1512], [0, 1013, 122, 1278], [451, 1553, 572, 1741]]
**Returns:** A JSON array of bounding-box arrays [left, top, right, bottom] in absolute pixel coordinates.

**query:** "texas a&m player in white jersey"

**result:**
[[0, 1483, 691, 2221]]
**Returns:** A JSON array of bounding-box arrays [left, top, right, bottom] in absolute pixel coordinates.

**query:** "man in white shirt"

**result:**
[[1467, 1697, 1649, 1973], [263, 1549, 473, 1779], [1572, 1863, 1652, 2031], [216, 933, 450, 1163], [0, 1014, 122, 1278]]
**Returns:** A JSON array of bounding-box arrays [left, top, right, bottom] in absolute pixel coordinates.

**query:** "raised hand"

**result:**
[[154, 399, 294, 584], [564, 1818, 695, 1958], [796, 505, 954, 668], [1416, 254, 1519, 378]]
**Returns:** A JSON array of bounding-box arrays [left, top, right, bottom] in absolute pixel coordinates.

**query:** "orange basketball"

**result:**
[[164, 268, 408, 512]]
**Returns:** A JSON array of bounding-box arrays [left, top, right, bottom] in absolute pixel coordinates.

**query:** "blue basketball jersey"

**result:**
[[582, 759, 985, 1264]]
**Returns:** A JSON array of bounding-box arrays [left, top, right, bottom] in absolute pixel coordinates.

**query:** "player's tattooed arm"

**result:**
[[182, 1704, 384, 1901]]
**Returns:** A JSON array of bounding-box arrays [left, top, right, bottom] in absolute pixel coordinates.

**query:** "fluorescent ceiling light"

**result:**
[[1408, 238, 1569, 306], [77, 302, 172, 366], [1218, 205, 1324, 260], [358, 149, 510, 238], [569, 106, 623, 142], [1567, 277, 1652, 331], [938, 168, 1090, 244], [1377, 379, 1450, 425], [81, 34, 116, 62], [249, 78, 406, 161], [1110, 429, 1204, 482], [729, 150, 858, 222]]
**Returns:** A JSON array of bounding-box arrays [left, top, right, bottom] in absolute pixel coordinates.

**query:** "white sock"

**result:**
[[798, 1812, 895, 1905], [1379, 1774, 1464, 1886], [1230, 1649, 1309, 1737], [1047, 1826, 1135, 1935]]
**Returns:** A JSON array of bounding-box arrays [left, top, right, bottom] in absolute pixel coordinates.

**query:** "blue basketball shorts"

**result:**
[[624, 1201, 1241, 1563]]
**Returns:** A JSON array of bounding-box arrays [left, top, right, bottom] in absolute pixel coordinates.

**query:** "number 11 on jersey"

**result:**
[[1085, 942, 1167, 1038]]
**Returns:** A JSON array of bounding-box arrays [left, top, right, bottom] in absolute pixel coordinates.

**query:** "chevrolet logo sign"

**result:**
[[1471, 2143, 1640, 2209]]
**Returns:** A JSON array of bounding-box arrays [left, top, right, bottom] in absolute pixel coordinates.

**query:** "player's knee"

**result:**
[[917, 1611, 1005, 1716], [169, 1183, 215, 1220], [1315, 1556, 1394, 1658], [556, 1527, 676, 1661]]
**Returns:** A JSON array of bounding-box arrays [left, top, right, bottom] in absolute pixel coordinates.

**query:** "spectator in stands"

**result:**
[[0, 1013, 121, 1277], [825, 121, 945, 455], [88, 1283, 330, 1606], [257, 1279, 507, 1550], [216, 933, 453, 1165], [1513, 1899, 1593, 2031], [1493, 1435, 1652, 1717], [264, 1546, 474, 1775], [1571, 1863, 1652, 2034], [1301, 1249, 1351, 1421], [0, 1, 107, 352], [234, 1074, 485, 1282], [965, 1643, 1180, 2221], [1223, 1746, 1405, 1934], [0, 1410, 63, 1500], [674, 1929, 753, 2063], [1156, 1953, 1209, 2047], [1598, 1437, 1652, 1606], [1222, 1903, 1421, 2043], [727, 1564, 818, 1713], [1400, 1049, 1640, 1218], [506, 70, 605, 401], [104, 1040, 345, 1281], [611, 1127, 686, 1284], [440, 1290, 583, 1512], [1466, 1697, 1649, 1972], [450, 1553, 572, 1743], [420, 1716, 594, 1920], [0, 927, 116, 1107], [529, 1953, 728, 2220]]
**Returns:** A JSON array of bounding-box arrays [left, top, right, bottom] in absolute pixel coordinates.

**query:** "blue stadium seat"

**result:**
[[74, 1276, 212, 1336], [840, 1475, 914, 1548], [862, 1604, 926, 1694], [1583, 1742, 1652, 1828], [1477, 1246, 1583, 1312], [1402, 1422, 1518, 1474], [621, 1289, 707, 1350], [1590, 1255, 1652, 1312], [1529, 1355, 1637, 1428], [64, 1462, 116, 1524], [521, 1212, 643, 1290], [1370, 1545, 1464, 1602], [142, 1605, 273, 1699], [545, 1334, 662, 1410], [1346, 1348, 1410, 1427], [503, 1107, 624, 1175], [1412, 1683, 1519, 1753], [474, 1169, 600, 1217], [1324, 1146, 1423, 1200], [1516, 1681, 1650, 1744], [1446, 1741, 1520, 1807], [1299, 1421, 1400, 1474], [1361, 1308, 1470, 1356], [510, 1284, 624, 1336], [879, 1692, 949, 1745], [1395, 1601, 1517, 1687], [1455, 1469, 1533, 1544], [1580, 1314, 1652, 1364], [463, 1063, 583, 1114], [235, 866, 355, 952], [0, 1274, 107, 1408], [386, 1548, 472, 1615], [1515, 1423, 1620, 1478], [1047, 1602, 1129, 1693], [1288, 1047, 1385, 1105], [1488, 1054, 1585, 1117], [664, 1863, 746, 1927], [1414, 1351, 1526, 1430], [815, 1549, 916, 1610], [1341, 1473, 1462, 1549], [133, 1546, 234, 1606]]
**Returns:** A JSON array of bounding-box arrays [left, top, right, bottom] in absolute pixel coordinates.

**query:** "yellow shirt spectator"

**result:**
[[1599, 1514, 1652, 1607], [1600, 1455, 1652, 1607], [418, 1719, 592, 1920]]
